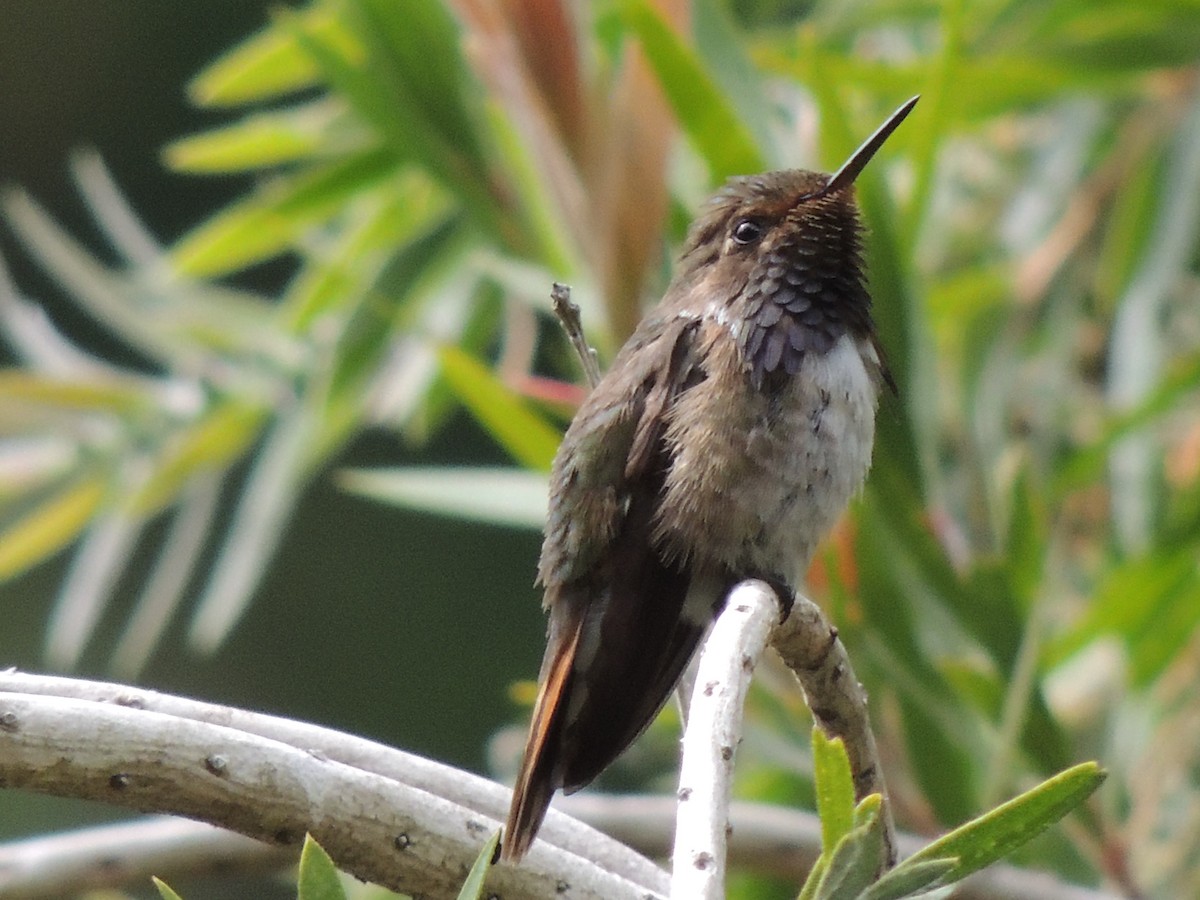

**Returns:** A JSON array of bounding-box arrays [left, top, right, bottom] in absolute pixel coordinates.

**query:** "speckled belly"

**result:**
[[655, 333, 879, 583]]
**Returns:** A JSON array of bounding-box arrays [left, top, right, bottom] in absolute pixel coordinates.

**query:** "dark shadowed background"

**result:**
[[0, 2, 544, 885]]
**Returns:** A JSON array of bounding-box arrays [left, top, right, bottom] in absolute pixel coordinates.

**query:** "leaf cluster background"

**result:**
[[2, 1, 1199, 898]]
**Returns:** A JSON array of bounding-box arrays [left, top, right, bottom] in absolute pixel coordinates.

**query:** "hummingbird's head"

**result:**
[[675, 97, 918, 387]]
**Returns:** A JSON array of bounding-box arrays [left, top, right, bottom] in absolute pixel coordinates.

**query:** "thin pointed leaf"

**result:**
[[481, 100, 577, 275], [297, 834, 348, 900], [171, 147, 400, 277], [813, 800, 883, 900], [338, 466, 547, 530], [797, 855, 828, 900], [812, 728, 856, 857], [347, 0, 485, 170], [188, 401, 314, 654], [618, 0, 765, 181], [164, 102, 356, 173], [151, 877, 185, 900], [904, 762, 1105, 883], [71, 149, 162, 267], [0, 371, 149, 416], [692, 0, 777, 165], [45, 503, 146, 670], [132, 403, 264, 515], [2, 189, 190, 367], [455, 830, 500, 900], [111, 473, 222, 679], [861, 858, 957, 900], [282, 171, 453, 330], [188, 9, 359, 106], [0, 477, 106, 581], [281, 4, 497, 227], [437, 345, 561, 472]]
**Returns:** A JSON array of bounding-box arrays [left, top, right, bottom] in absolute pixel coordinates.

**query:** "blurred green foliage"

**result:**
[[3, 0, 1200, 897]]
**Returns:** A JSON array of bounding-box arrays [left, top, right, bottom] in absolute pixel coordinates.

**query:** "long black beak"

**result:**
[[818, 95, 919, 197]]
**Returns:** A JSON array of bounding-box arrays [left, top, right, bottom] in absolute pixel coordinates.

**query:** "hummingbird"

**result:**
[[502, 96, 918, 862]]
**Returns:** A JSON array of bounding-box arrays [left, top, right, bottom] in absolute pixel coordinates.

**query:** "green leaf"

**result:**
[[1055, 352, 1200, 493], [172, 147, 401, 276], [164, 103, 351, 173], [1047, 547, 1200, 687], [132, 403, 265, 515], [455, 830, 501, 900], [796, 856, 827, 900], [0, 371, 150, 416], [282, 170, 453, 331], [618, 0, 765, 181], [1004, 461, 1048, 612], [0, 476, 107, 581], [812, 797, 883, 900], [692, 0, 777, 164], [297, 834, 348, 900], [903, 762, 1106, 883], [280, 2, 497, 228], [861, 857, 957, 900], [437, 345, 561, 472], [188, 9, 360, 106], [346, 0, 485, 170], [338, 466, 547, 530], [812, 728, 856, 858], [899, 699, 978, 827], [152, 876, 186, 900]]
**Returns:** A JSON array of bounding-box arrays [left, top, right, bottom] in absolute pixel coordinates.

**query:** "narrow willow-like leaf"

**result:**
[[854, 502, 985, 821], [132, 402, 264, 515], [44, 502, 146, 670], [348, 0, 485, 171], [111, 473, 222, 679], [904, 762, 1105, 882], [813, 801, 883, 900], [172, 148, 399, 276], [339, 466, 547, 530], [188, 399, 315, 654], [297, 834, 348, 900], [480, 100, 577, 276], [796, 855, 828, 900], [284, 2, 497, 230], [860, 857, 957, 900], [812, 728, 856, 858], [0, 371, 149, 415], [165, 104, 345, 173], [455, 830, 501, 900], [282, 171, 452, 331], [618, 0, 764, 181], [437, 345, 561, 472], [151, 877, 185, 900], [3, 188, 192, 367], [692, 0, 777, 165], [1055, 353, 1200, 493], [189, 9, 360, 106], [0, 476, 106, 580]]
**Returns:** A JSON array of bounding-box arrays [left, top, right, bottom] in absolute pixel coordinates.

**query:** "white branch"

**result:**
[[0, 794, 1122, 900], [671, 580, 780, 900], [0, 816, 291, 897], [0, 672, 666, 899]]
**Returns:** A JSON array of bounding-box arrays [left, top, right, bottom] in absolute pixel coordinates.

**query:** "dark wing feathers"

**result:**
[[502, 316, 706, 861]]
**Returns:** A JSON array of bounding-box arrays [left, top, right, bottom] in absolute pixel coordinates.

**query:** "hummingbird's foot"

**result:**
[[746, 574, 795, 621]]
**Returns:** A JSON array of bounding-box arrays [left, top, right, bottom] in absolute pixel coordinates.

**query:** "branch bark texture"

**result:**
[[0, 671, 664, 900]]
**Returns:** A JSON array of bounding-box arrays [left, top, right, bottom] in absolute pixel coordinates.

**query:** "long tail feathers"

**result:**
[[501, 620, 581, 861]]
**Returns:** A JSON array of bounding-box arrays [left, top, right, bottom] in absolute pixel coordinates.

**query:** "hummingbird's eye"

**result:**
[[731, 218, 763, 246]]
